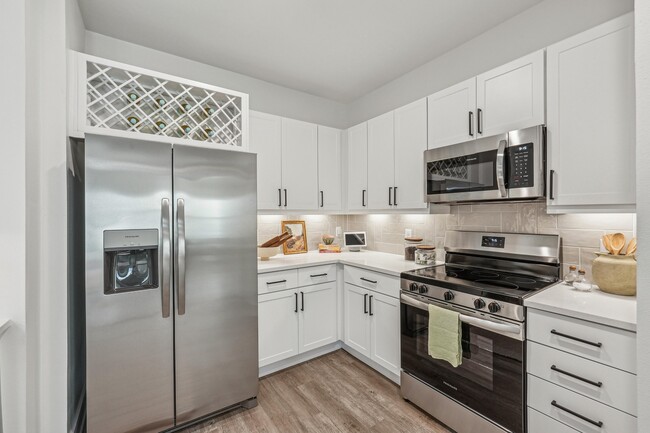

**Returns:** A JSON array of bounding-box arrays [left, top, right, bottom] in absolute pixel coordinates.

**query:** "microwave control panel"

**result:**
[[507, 143, 534, 189]]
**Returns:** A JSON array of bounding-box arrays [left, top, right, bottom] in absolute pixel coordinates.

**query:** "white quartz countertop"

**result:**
[[258, 250, 436, 277], [525, 282, 637, 332]]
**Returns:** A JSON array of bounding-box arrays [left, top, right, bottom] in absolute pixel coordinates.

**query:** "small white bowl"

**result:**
[[258, 246, 280, 261]]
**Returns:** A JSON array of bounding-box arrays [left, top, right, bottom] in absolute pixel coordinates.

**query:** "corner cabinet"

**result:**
[[346, 122, 369, 211], [546, 13, 635, 213], [68, 51, 249, 151], [366, 98, 428, 211]]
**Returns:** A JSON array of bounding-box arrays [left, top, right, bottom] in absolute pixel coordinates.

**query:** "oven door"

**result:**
[[400, 293, 524, 433], [424, 133, 508, 203]]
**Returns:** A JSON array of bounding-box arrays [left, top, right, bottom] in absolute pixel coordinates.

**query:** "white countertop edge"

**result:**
[[524, 284, 637, 333], [257, 251, 438, 277], [0, 319, 12, 339]]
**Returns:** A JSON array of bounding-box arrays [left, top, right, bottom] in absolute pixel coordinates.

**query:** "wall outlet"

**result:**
[[336, 226, 342, 236], [405, 228, 412, 237]]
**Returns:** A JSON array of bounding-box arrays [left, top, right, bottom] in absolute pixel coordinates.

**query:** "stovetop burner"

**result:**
[[401, 264, 558, 305]]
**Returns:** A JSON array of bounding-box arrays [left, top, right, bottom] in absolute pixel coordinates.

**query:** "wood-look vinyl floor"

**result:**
[[183, 349, 450, 433]]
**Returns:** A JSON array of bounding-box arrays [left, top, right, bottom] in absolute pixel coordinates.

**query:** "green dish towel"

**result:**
[[428, 303, 463, 368]]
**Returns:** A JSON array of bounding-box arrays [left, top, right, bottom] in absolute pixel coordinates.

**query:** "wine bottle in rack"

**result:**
[[127, 116, 140, 127], [178, 100, 193, 114], [154, 97, 167, 108], [180, 124, 192, 136], [155, 120, 167, 131], [204, 105, 216, 117], [204, 128, 216, 139], [126, 91, 139, 104]]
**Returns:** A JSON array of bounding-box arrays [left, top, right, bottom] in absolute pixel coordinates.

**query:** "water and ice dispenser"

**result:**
[[103, 229, 159, 294]]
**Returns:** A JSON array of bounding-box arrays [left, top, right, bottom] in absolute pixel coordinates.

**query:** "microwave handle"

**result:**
[[496, 139, 507, 198]]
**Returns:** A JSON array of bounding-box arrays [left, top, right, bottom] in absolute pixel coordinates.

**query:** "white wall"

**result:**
[[346, 0, 634, 126], [636, 0, 650, 429], [0, 0, 27, 431], [84, 31, 349, 129], [66, 0, 85, 52], [25, 0, 69, 431]]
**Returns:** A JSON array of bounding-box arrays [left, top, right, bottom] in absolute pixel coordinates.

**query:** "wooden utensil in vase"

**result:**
[[626, 237, 637, 256], [610, 232, 626, 255], [602, 234, 614, 255]]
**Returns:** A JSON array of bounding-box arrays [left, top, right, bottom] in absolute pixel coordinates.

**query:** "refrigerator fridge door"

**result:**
[[173, 145, 259, 423], [85, 135, 174, 433]]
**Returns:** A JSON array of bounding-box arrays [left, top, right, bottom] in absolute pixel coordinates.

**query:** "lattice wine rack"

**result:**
[[74, 53, 248, 148]]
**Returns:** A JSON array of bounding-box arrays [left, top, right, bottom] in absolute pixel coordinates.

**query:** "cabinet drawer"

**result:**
[[344, 266, 399, 298], [527, 309, 636, 373], [528, 341, 637, 415], [528, 375, 636, 433], [528, 408, 579, 433], [297, 264, 337, 287], [258, 269, 299, 294]]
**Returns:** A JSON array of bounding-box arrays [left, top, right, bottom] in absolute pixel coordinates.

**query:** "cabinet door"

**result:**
[[369, 292, 400, 375], [344, 283, 371, 357], [394, 98, 428, 209], [367, 111, 395, 210], [346, 122, 368, 210], [428, 78, 477, 148], [258, 290, 299, 367], [476, 50, 545, 137], [281, 118, 318, 210], [249, 111, 283, 210], [546, 14, 635, 209], [317, 126, 342, 210], [299, 282, 337, 353]]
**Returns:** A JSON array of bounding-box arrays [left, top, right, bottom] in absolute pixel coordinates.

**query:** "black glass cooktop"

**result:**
[[402, 264, 557, 300]]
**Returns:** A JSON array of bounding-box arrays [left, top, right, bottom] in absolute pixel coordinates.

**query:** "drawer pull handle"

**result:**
[[551, 400, 603, 428], [360, 277, 377, 284], [550, 329, 602, 348], [294, 292, 298, 313], [266, 279, 287, 285], [364, 293, 368, 314], [310, 273, 328, 278], [551, 365, 603, 388]]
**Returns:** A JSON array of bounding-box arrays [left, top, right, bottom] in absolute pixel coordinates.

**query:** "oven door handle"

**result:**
[[458, 314, 521, 336], [496, 139, 507, 198], [400, 293, 523, 339]]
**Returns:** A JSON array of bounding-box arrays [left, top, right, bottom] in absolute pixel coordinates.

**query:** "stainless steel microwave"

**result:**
[[424, 125, 546, 204]]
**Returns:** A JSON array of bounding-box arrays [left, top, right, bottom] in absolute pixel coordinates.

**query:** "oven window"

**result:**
[[426, 150, 497, 196], [401, 302, 524, 433]]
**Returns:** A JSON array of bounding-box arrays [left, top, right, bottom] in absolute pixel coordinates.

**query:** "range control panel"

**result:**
[[507, 143, 534, 189], [481, 236, 505, 249]]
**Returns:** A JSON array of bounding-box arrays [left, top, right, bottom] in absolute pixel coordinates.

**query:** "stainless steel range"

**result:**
[[400, 231, 560, 433]]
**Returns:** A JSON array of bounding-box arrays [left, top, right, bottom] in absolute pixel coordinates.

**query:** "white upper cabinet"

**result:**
[[282, 118, 319, 210], [317, 126, 343, 210], [347, 122, 369, 211], [428, 78, 477, 149], [546, 13, 635, 212], [367, 111, 396, 210], [394, 98, 428, 209], [476, 50, 545, 137], [249, 111, 283, 210]]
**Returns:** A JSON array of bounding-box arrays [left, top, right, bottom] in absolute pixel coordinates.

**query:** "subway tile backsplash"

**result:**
[[258, 204, 635, 279]]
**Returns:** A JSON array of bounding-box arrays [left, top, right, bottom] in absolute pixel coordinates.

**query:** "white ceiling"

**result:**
[[77, 0, 543, 103]]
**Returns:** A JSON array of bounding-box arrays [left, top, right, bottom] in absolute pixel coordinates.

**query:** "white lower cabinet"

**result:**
[[299, 282, 338, 352], [258, 290, 300, 366], [258, 268, 337, 368], [368, 292, 400, 374], [343, 266, 400, 377], [527, 307, 637, 433], [344, 283, 371, 357]]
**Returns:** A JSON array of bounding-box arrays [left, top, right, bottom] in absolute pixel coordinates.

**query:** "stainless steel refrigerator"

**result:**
[[72, 134, 258, 433]]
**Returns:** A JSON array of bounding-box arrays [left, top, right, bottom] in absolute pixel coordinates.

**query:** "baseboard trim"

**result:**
[[259, 342, 342, 377], [340, 344, 400, 385]]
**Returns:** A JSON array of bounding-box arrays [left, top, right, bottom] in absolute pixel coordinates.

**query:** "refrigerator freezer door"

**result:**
[[84, 135, 174, 433], [173, 145, 259, 423]]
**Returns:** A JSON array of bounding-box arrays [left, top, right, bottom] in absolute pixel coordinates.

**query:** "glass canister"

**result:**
[[415, 245, 436, 265], [404, 237, 423, 261]]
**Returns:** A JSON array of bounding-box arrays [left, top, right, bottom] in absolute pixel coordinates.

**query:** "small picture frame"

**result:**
[[281, 220, 308, 255]]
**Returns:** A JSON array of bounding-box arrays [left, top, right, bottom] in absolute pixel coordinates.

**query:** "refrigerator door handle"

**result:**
[[161, 198, 171, 318], [176, 198, 187, 315]]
